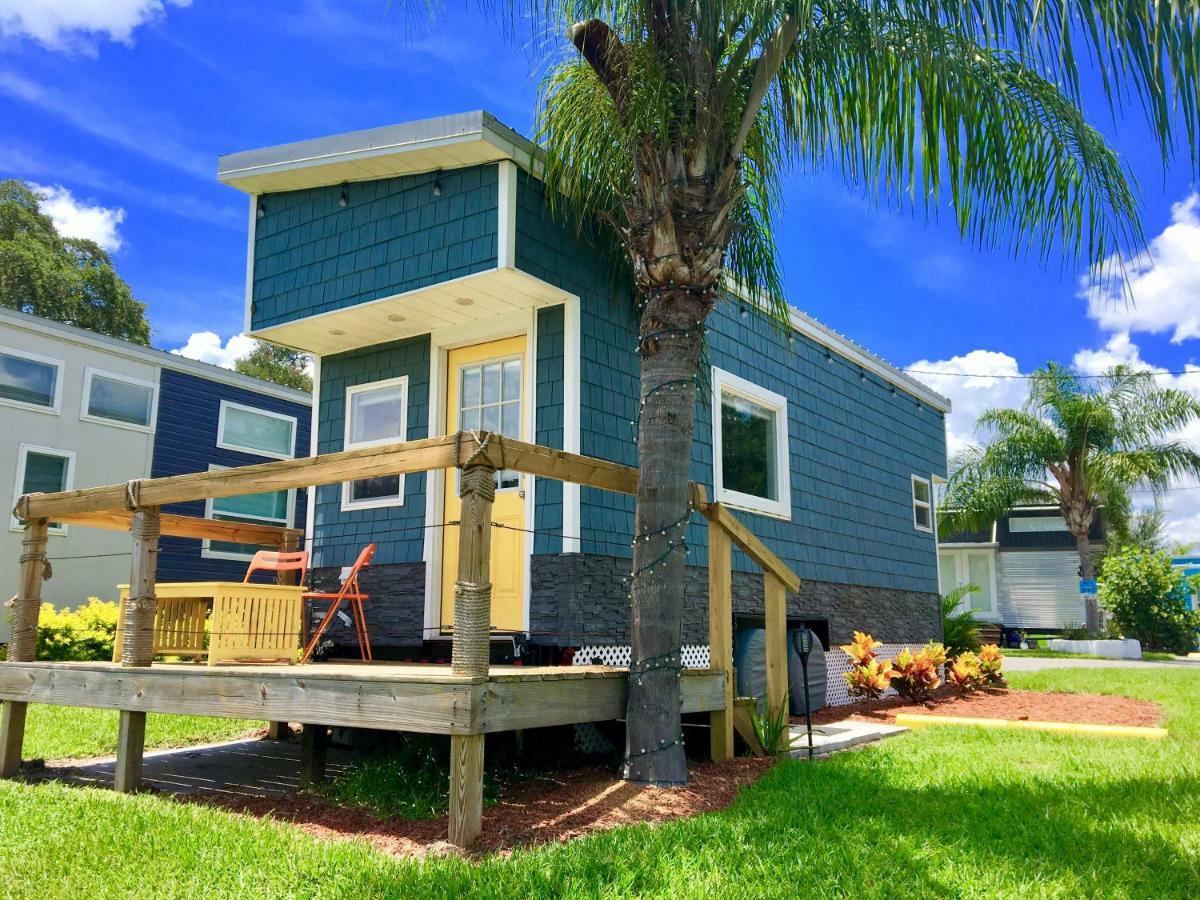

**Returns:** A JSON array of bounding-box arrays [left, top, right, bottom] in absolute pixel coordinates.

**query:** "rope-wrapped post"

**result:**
[[121, 505, 161, 668], [451, 460, 496, 677], [1, 517, 50, 778]]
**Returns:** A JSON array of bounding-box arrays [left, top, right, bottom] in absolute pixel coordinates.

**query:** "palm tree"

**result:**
[[452, 0, 1200, 785], [941, 365, 1200, 635]]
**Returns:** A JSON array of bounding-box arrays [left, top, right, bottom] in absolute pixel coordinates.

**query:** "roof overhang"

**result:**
[[218, 111, 536, 195], [251, 268, 568, 356]]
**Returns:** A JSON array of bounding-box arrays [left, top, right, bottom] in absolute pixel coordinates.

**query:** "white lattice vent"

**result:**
[[574, 644, 710, 669], [824, 642, 933, 707]]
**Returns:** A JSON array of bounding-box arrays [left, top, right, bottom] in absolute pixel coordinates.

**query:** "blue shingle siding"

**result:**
[[514, 171, 946, 594], [251, 166, 499, 329], [152, 369, 311, 583], [313, 336, 430, 568], [534, 304, 565, 554]]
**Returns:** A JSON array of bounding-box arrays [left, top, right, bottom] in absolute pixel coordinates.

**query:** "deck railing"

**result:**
[[3, 430, 798, 845]]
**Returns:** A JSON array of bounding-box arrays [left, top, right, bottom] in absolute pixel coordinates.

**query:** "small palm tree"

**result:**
[[941, 364, 1200, 634], [429, 0, 1200, 785]]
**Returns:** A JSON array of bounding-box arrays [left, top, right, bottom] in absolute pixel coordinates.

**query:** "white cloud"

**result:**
[[1081, 193, 1200, 343], [906, 350, 1029, 458], [31, 183, 124, 251], [0, 0, 189, 50], [170, 332, 257, 369]]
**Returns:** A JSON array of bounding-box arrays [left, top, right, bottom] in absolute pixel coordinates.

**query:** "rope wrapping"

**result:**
[[451, 580, 492, 676], [459, 464, 496, 503], [7, 528, 49, 662], [120, 596, 157, 667]]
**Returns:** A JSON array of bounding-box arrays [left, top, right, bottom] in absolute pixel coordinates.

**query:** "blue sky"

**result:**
[[4, 0, 1200, 535]]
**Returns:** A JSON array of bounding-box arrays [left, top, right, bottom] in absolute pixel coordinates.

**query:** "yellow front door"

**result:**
[[441, 335, 527, 632]]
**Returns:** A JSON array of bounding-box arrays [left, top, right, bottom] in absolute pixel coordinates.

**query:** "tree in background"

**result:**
[[0, 180, 149, 344], [1099, 548, 1198, 654], [472, 0, 1200, 785], [234, 340, 313, 392], [941, 365, 1200, 635]]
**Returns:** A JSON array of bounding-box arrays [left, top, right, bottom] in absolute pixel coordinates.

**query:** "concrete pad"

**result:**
[[30, 737, 366, 798], [786, 720, 907, 758]]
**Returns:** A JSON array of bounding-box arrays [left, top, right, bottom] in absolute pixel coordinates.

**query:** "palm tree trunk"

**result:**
[[1074, 530, 1100, 635], [624, 296, 705, 787]]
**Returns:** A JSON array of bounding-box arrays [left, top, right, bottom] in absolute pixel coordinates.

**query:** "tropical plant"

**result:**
[[443, 0, 1200, 784], [840, 630, 882, 665], [1, 180, 149, 344], [978, 644, 1006, 688], [749, 693, 792, 755], [1099, 547, 1199, 654], [844, 658, 894, 701], [941, 584, 982, 658], [947, 651, 983, 693], [941, 365, 1200, 635], [35, 599, 119, 661], [890, 645, 942, 703]]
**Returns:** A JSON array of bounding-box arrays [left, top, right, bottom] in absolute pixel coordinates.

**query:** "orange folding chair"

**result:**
[[243, 549, 311, 584], [301, 543, 376, 663]]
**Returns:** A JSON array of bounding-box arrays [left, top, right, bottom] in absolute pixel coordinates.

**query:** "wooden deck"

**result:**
[[0, 661, 726, 735]]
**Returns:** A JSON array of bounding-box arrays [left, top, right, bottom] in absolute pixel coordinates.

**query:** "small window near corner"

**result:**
[[0, 346, 63, 413], [341, 376, 408, 511], [11, 444, 75, 534], [912, 475, 933, 532], [217, 401, 297, 459], [711, 368, 791, 519], [82, 368, 157, 431]]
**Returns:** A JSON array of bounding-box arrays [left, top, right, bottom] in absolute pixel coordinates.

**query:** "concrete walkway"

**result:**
[[786, 720, 907, 758], [1004, 655, 1199, 671]]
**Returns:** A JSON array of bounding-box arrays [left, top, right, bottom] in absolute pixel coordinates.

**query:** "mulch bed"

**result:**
[[187, 757, 775, 859], [803, 686, 1161, 729]]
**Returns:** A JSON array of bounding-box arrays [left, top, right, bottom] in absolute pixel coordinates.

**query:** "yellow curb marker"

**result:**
[[894, 713, 1167, 740]]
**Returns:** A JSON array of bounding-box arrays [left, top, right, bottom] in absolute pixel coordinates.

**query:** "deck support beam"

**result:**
[[114, 506, 159, 792], [269, 530, 303, 739], [707, 521, 734, 762], [764, 573, 789, 720], [1, 519, 49, 778], [448, 451, 495, 848], [299, 724, 328, 787]]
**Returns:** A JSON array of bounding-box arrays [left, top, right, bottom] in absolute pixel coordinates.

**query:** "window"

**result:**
[[217, 401, 297, 459], [11, 445, 74, 534], [341, 377, 407, 511], [939, 549, 998, 620], [1009, 516, 1069, 533], [912, 475, 933, 532], [0, 346, 62, 413], [457, 356, 522, 491], [82, 368, 157, 430], [203, 465, 294, 559], [711, 368, 791, 519]]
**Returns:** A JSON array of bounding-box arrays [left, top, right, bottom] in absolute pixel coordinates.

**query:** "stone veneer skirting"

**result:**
[[309, 562, 426, 648]]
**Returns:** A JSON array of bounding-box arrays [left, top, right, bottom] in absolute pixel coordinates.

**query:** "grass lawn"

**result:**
[[14, 704, 259, 761], [2, 668, 1198, 897]]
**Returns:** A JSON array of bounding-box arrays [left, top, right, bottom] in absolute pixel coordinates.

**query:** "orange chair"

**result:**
[[301, 543, 377, 663], [243, 549, 311, 584]]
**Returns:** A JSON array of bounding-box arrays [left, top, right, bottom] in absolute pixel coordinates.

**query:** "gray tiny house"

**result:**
[[219, 110, 950, 667]]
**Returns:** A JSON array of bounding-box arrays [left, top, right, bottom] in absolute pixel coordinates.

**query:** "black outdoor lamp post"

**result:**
[[792, 627, 816, 759]]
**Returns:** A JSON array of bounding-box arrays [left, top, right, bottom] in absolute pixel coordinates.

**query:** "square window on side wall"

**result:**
[[82, 368, 157, 431], [912, 475, 933, 532], [711, 368, 791, 519]]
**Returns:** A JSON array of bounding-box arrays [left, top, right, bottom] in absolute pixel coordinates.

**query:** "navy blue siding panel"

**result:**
[[534, 305, 565, 554], [152, 369, 311, 583], [252, 166, 499, 329], [514, 172, 947, 593], [313, 336, 430, 568]]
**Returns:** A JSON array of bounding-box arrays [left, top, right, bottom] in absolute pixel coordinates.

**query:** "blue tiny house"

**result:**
[[219, 111, 950, 664]]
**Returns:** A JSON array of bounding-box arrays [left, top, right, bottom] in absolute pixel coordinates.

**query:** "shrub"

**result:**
[[947, 651, 983, 693], [890, 644, 943, 703], [978, 643, 1006, 688], [941, 588, 981, 658], [1098, 548, 1200, 654], [840, 631, 881, 665], [36, 599, 119, 661], [1060, 622, 1088, 641], [844, 658, 894, 700]]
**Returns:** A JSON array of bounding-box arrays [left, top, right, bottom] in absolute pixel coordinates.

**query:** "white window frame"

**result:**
[[80, 367, 159, 433], [202, 464, 296, 561], [912, 475, 934, 533], [341, 375, 409, 512], [711, 367, 791, 520], [939, 547, 999, 620], [216, 400, 298, 460], [0, 345, 64, 415], [11, 444, 75, 535]]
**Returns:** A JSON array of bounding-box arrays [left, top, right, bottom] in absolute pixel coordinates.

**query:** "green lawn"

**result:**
[[1, 668, 1198, 898], [16, 704, 260, 761], [1003, 648, 1179, 661]]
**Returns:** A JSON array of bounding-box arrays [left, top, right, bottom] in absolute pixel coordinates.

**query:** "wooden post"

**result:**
[[299, 724, 328, 788], [115, 505, 159, 793], [708, 521, 734, 762], [448, 448, 495, 848], [764, 573, 789, 720], [268, 530, 303, 739], [1, 519, 49, 778]]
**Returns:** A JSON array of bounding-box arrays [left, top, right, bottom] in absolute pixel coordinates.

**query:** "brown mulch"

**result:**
[[803, 686, 1161, 729], [185, 757, 775, 859]]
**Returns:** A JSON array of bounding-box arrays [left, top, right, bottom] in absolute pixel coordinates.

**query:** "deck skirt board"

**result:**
[[0, 662, 725, 735]]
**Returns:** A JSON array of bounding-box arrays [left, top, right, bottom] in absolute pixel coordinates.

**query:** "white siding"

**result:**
[[997, 551, 1086, 630]]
